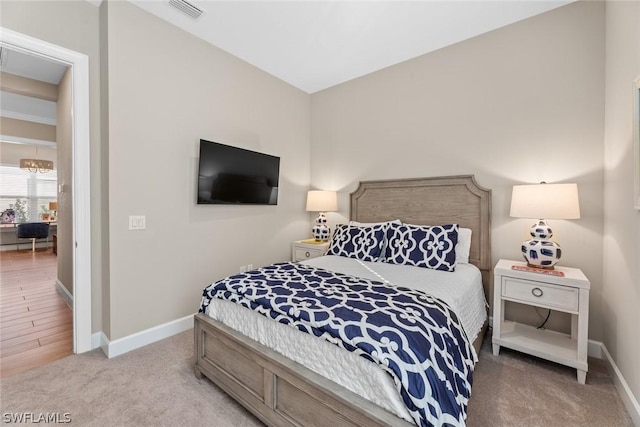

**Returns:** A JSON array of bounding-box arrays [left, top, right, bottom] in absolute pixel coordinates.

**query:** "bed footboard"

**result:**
[[194, 313, 414, 427]]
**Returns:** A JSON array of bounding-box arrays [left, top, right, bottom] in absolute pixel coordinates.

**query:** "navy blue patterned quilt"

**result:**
[[199, 262, 476, 427]]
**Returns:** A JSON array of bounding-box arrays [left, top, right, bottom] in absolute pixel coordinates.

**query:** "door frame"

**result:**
[[1, 27, 93, 353]]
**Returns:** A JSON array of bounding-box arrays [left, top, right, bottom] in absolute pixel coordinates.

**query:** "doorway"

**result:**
[[0, 27, 92, 357], [1, 45, 70, 376]]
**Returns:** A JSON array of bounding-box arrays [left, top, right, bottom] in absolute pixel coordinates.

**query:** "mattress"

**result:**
[[205, 255, 487, 424]]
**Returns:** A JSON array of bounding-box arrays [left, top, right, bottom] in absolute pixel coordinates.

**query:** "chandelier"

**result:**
[[20, 146, 53, 173]]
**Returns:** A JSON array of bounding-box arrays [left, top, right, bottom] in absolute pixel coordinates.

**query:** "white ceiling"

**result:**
[[0, 91, 57, 126], [0, 47, 65, 132], [130, 0, 574, 93], [0, 0, 574, 133], [0, 47, 68, 85]]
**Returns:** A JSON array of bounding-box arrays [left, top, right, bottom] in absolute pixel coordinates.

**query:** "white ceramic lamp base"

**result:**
[[521, 219, 562, 269], [311, 212, 330, 241]]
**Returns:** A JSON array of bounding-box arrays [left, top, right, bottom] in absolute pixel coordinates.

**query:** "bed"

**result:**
[[194, 175, 492, 427]]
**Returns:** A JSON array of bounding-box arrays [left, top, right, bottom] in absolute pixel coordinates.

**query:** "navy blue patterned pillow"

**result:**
[[385, 223, 459, 271], [327, 224, 387, 262]]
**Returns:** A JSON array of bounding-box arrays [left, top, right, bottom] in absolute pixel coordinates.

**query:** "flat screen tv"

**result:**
[[197, 139, 280, 205]]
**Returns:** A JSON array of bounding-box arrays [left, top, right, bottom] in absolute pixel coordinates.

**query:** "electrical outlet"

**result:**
[[247, 264, 253, 271], [128, 215, 146, 230], [239, 265, 247, 273]]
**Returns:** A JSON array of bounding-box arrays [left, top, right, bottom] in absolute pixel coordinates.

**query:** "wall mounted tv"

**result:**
[[197, 139, 280, 205]]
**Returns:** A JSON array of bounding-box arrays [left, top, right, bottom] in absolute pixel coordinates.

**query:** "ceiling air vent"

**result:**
[[168, 0, 205, 20]]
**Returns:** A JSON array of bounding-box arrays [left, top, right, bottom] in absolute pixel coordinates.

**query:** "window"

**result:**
[[0, 164, 57, 222]]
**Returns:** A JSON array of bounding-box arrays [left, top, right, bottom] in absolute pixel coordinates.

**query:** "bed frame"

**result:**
[[194, 175, 492, 427]]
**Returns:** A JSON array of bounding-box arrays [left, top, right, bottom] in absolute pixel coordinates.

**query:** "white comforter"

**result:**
[[205, 255, 487, 424]]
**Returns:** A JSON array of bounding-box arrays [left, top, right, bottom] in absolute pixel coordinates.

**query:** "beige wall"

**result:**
[[0, 117, 56, 142], [56, 68, 73, 295], [603, 0, 640, 412], [311, 1, 605, 338], [104, 2, 311, 339], [1, 0, 103, 332], [0, 71, 58, 101]]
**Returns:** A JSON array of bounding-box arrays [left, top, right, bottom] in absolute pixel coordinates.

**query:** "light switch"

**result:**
[[129, 215, 146, 230]]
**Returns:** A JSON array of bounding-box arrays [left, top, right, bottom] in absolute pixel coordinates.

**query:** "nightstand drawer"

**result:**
[[293, 246, 327, 261], [502, 277, 579, 312], [295, 247, 324, 260]]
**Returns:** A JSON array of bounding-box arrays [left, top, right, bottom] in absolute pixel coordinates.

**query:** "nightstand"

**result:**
[[291, 240, 329, 262], [492, 259, 590, 384]]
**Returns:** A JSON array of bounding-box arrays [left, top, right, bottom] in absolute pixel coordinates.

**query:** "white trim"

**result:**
[[55, 279, 73, 308], [0, 242, 52, 252], [599, 342, 640, 426], [92, 332, 103, 351], [0, 28, 93, 354], [0, 109, 57, 126], [0, 134, 57, 147], [587, 339, 602, 359], [103, 314, 194, 359]]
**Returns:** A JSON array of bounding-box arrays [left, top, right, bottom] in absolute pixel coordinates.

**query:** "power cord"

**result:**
[[536, 309, 551, 329]]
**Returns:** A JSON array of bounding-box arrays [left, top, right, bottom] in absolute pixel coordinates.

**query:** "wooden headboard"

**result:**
[[350, 175, 492, 298]]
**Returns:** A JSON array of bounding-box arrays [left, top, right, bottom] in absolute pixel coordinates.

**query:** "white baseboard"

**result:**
[[597, 342, 640, 426], [0, 242, 53, 251], [55, 280, 73, 308], [587, 339, 602, 359], [101, 314, 194, 359], [91, 332, 102, 350]]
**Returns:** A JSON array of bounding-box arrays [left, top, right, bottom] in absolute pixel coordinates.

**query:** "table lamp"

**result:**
[[49, 201, 58, 221], [510, 182, 580, 269], [306, 190, 337, 241]]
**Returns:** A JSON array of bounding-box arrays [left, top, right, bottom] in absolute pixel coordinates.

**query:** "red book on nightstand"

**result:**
[[511, 264, 565, 277]]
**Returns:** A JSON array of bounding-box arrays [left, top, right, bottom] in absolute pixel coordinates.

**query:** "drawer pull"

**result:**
[[305, 251, 311, 258], [531, 287, 544, 297]]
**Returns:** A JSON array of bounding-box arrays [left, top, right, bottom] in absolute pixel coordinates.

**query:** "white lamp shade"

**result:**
[[510, 183, 580, 220], [306, 190, 337, 212]]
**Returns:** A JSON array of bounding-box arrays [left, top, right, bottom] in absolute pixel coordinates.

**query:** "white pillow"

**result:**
[[349, 219, 401, 226], [456, 227, 472, 264]]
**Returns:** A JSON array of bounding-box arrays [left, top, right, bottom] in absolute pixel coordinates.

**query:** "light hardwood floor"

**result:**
[[0, 249, 72, 378]]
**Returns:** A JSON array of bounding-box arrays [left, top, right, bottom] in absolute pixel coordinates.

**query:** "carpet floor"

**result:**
[[0, 329, 633, 426]]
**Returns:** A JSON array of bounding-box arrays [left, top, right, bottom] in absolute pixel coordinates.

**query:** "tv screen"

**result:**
[[197, 139, 280, 205]]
